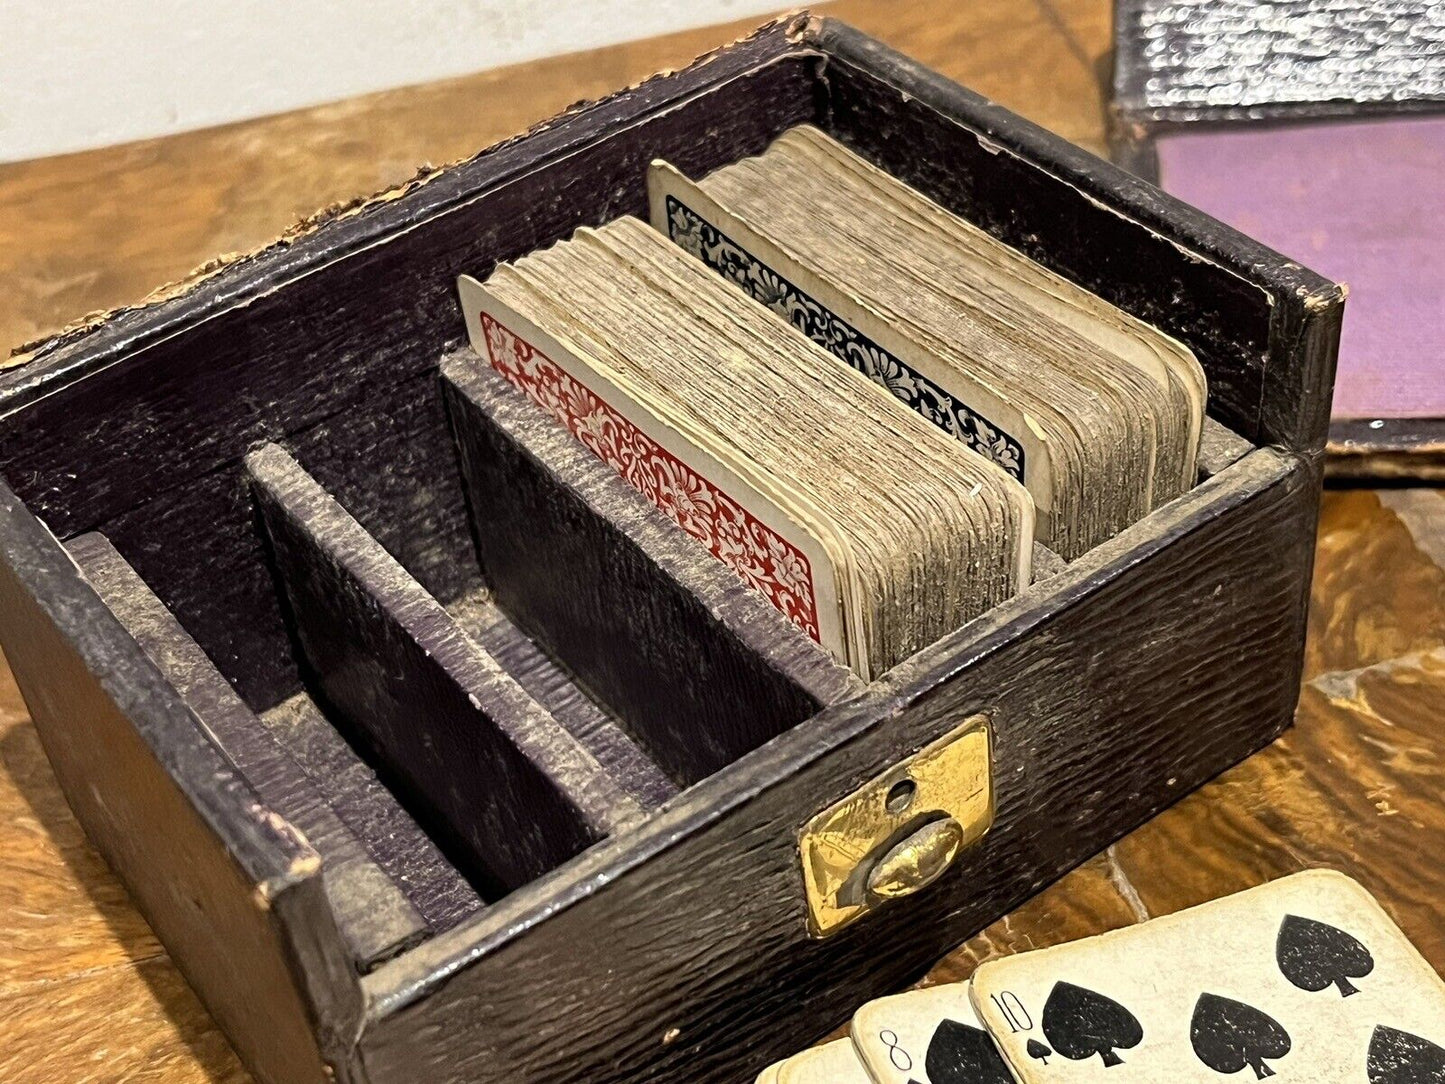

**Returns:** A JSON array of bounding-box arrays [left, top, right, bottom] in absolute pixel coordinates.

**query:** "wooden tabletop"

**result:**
[[2, 2, 1440, 1081]]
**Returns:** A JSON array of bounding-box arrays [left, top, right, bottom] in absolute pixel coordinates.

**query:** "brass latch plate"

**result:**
[[799, 714, 994, 938]]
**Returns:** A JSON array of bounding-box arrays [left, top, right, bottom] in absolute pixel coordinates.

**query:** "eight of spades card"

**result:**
[[851, 982, 1017, 1083], [969, 870, 1445, 1082]]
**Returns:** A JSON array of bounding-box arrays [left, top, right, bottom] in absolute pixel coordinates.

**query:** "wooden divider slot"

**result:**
[[247, 443, 647, 900], [259, 690, 484, 934], [66, 531, 451, 970]]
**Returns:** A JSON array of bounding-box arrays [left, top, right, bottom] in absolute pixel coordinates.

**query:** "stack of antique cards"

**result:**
[[459, 123, 1207, 679], [649, 126, 1206, 559], [759, 870, 1445, 1082], [458, 217, 1033, 680]]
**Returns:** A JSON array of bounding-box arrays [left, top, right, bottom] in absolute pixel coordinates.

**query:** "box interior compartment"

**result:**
[[57, 341, 1254, 974], [0, 18, 1311, 1004], [50, 288, 1258, 977]]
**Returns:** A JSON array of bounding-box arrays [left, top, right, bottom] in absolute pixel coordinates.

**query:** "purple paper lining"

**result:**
[[1157, 115, 1445, 420]]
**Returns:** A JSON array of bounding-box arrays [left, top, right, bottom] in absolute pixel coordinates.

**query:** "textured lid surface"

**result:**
[[1115, 0, 1445, 124]]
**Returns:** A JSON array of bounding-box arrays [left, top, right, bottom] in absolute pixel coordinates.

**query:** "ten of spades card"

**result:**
[[970, 870, 1445, 1082]]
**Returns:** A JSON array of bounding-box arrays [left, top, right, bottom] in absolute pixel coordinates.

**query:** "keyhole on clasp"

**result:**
[[885, 779, 916, 815]]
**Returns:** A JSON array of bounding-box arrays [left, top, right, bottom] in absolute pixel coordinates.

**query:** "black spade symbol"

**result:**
[[923, 1019, 1013, 1084], [1026, 1038, 1053, 1064], [1277, 914, 1375, 997], [1040, 981, 1143, 1067], [1366, 1025, 1445, 1084], [1190, 992, 1292, 1079]]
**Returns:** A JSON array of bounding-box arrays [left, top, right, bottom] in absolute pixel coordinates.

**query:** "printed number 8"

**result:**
[[879, 1030, 912, 1071]]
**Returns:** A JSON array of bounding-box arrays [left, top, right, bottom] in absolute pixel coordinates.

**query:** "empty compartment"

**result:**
[[441, 355, 862, 786], [446, 590, 679, 811], [259, 690, 483, 934], [66, 530, 478, 969], [247, 443, 647, 898]]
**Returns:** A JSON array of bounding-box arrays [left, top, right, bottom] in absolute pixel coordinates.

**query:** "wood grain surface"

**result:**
[[0, 1, 1436, 1081]]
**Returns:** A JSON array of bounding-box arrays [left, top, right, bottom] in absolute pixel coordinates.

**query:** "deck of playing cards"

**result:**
[[459, 216, 1032, 680], [756, 870, 1445, 1083], [458, 125, 1207, 678], [649, 126, 1205, 559]]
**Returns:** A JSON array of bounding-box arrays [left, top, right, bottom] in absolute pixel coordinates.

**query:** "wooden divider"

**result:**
[[259, 690, 484, 934], [247, 444, 646, 900], [448, 591, 679, 811], [440, 356, 860, 787]]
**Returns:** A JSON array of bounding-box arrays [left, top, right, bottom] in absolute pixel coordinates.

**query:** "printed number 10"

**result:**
[[990, 991, 1032, 1033]]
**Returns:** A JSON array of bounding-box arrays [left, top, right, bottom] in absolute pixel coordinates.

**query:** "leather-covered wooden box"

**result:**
[[0, 16, 1341, 1084]]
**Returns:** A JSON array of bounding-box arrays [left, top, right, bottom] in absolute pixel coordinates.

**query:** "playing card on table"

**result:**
[[851, 982, 1016, 1083], [769, 1038, 873, 1084], [970, 870, 1445, 1082]]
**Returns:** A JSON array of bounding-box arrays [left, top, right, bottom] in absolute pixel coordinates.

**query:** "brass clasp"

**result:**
[[799, 715, 994, 937]]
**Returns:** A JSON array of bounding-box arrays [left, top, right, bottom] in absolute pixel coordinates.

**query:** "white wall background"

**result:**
[[0, 0, 790, 163]]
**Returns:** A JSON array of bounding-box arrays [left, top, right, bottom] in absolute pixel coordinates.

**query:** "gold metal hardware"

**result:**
[[799, 715, 994, 938]]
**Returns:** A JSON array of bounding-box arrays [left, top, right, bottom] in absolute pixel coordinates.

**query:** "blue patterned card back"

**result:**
[[664, 195, 1026, 483]]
